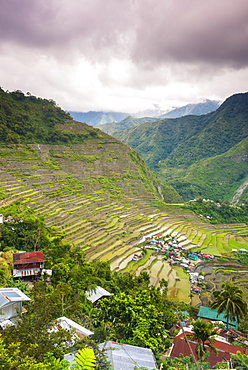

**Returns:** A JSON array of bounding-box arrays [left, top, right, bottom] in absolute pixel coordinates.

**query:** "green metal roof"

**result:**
[[188, 254, 198, 260], [198, 306, 238, 330]]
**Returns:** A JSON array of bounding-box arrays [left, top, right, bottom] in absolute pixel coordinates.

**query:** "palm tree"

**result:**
[[189, 318, 217, 361], [231, 352, 248, 369], [210, 281, 247, 329]]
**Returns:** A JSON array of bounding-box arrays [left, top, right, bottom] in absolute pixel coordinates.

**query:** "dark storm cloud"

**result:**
[[1, 0, 248, 112], [1, 0, 248, 67], [0, 0, 134, 57], [1, 0, 248, 68], [132, 0, 248, 68]]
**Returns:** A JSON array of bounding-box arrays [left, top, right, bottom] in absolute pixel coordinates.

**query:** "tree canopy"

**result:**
[[211, 281, 247, 328]]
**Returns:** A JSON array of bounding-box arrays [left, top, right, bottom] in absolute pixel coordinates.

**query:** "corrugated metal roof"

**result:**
[[0, 319, 14, 329], [0, 288, 30, 308], [198, 306, 238, 329], [56, 316, 94, 337], [0, 294, 8, 307], [13, 251, 45, 264], [99, 341, 157, 370], [86, 286, 111, 303]]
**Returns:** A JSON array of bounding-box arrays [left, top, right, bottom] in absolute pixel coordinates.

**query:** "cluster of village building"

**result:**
[[1, 218, 248, 368], [1, 250, 248, 369], [0, 213, 20, 224], [135, 234, 215, 295]]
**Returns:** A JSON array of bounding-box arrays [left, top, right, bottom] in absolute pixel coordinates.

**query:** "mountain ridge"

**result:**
[[114, 92, 248, 202], [69, 99, 220, 131]]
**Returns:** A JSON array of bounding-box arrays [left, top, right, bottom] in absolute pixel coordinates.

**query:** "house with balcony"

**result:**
[[13, 251, 45, 280]]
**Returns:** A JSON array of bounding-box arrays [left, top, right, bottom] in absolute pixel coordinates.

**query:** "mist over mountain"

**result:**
[[68, 111, 129, 127], [98, 115, 162, 135], [69, 99, 220, 130], [159, 99, 221, 119]]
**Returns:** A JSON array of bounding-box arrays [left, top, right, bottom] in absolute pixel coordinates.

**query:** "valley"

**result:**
[[0, 89, 248, 305], [114, 92, 248, 203], [1, 142, 248, 303]]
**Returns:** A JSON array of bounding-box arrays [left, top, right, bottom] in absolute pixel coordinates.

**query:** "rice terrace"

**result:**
[[0, 89, 248, 309], [0, 142, 247, 305]]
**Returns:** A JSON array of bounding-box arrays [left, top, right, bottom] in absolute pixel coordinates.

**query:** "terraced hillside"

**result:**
[[1, 89, 248, 304], [1, 139, 248, 304], [113, 209, 248, 302], [0, 139, 181, 260]]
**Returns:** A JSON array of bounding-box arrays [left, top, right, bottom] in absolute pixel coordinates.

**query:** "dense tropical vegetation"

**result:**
[[189, 319, 217, 361], [0, 88, 101, 144], [185, 198, 248, 224], [0, 201, 194, 368], [1, 201, 248, 369]]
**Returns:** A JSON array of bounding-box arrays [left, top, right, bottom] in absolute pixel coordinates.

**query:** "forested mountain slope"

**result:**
[[114, 93, 248, 201], [169, 137, 248, 201], [114, 114, 210, 168], [165, 93, 248, 167], [98, 115, 161, 135]]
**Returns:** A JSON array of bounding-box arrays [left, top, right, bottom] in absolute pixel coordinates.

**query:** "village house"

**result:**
[[168, 327, 248, 368], [13, 251, 45, 280], [54, 316, 94, 340], [0, 287, 30, 327], [85, 286, 111, 304], [57, 317, 94, 366], [99, 341, 158, 370], [198, 306, 238, 330]]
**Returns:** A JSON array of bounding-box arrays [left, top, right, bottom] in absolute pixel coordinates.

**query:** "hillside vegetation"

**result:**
[[168, 137, 248, 202], [0, 88, 184, 258], [98, 115, 161, 135], [1, 89, 248, 306], [114, 93, 248, 201]]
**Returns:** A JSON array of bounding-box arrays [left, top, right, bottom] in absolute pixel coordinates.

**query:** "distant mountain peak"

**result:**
[[159, 99, 221, 119]]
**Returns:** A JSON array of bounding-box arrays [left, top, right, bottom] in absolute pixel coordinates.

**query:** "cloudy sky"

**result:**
[[1, 0, 248, 113]]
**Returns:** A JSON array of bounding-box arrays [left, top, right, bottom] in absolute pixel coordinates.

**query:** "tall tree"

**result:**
[[189, 319, 217, 362], [1, 282, 72, 362], [210, 281, 247, 329]]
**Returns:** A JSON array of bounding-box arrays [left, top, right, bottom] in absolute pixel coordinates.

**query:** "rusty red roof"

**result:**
[[170, 331, 248, 367], [13, 251, 45, 265]]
